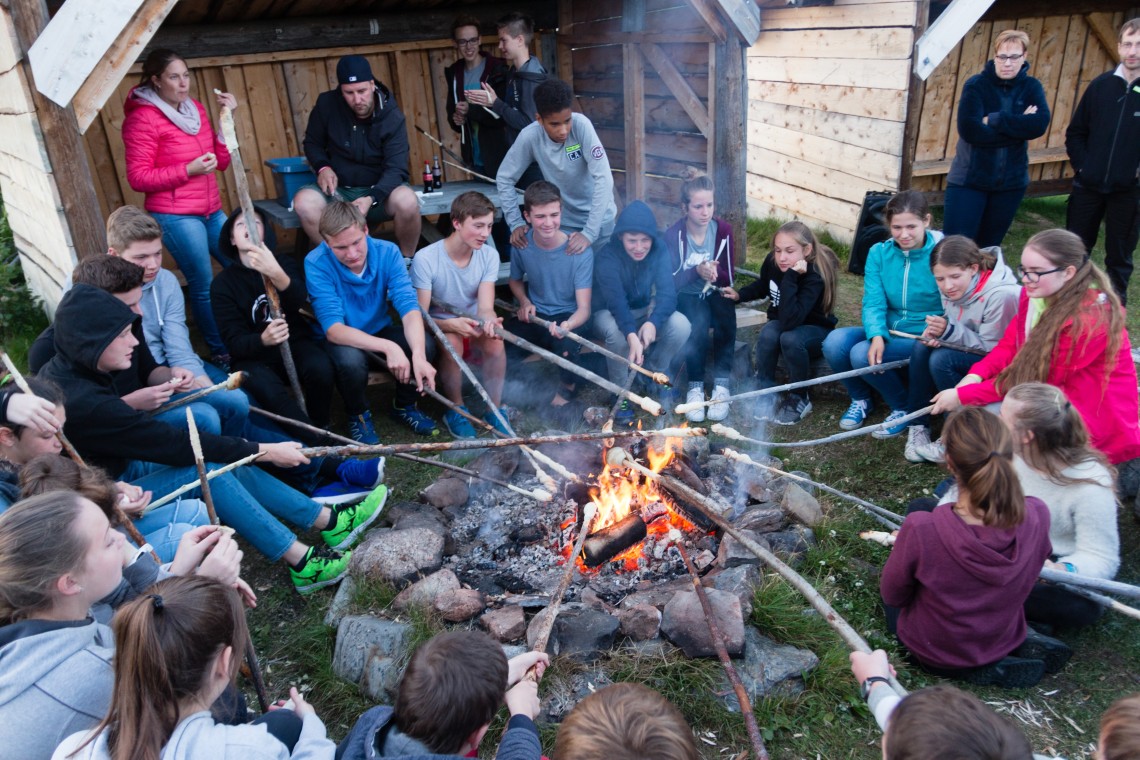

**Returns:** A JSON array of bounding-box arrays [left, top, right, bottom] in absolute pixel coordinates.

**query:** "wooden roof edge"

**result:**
[[913, 0, 998, 81], [690, 0, 761, 45]]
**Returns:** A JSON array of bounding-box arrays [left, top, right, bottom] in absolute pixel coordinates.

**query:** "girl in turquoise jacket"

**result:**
[[822, 191, 943, 436]]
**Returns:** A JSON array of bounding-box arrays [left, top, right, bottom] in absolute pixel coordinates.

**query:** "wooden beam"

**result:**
[[1086, 13, 1123, 65], [8, 0, 106, 257], [714, 38, 747, 268], [913, 0, 998, 81], [71, 0, 178, 133], [899, 0, 930, 190], [686, 0, 727, 42], [624, 43, 645, 202], [561, 31, 715, 45], [622, 0, 646, 32], [146, 5, 559, 60], [640, 42, 710, 138], [912, 146, 1070, 177], [981, 0, 1135, 21], [712, 0, 761, 45], [557, 0, 574, 87]]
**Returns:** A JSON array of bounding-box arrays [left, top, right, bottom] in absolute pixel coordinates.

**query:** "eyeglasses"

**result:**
[[1017, 266, 1065, 283], [995, 53, 1024, 62], [456, 37, 481, 48]]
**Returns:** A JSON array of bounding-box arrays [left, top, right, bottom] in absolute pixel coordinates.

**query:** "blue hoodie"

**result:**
[[305, 236, 419, 337], [592, 201, 679, 337]]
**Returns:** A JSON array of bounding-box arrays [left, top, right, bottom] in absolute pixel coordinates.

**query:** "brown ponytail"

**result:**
[[929, 235, 997, 272], [943, 407, 1025, 529], [19, 454, 121, 525], [82, 575, 247, 760], [0, 491, 89, 625]]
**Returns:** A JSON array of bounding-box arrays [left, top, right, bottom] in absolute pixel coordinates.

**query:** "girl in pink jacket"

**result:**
[[122, 48, 235, 366]]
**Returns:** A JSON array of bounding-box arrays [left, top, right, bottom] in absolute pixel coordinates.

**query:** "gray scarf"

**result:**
[[132, 85, 201, 135]]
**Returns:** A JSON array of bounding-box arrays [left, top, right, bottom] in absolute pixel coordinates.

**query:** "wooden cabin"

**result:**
[[747, 0, 1138, 241], [0, 0, 756, 313]]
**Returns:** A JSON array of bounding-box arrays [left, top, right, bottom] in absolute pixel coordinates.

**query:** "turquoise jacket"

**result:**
[[862, 230, 944, 339]]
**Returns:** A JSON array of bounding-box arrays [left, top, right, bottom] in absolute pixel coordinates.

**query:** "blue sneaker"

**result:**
[[838, 399, 871, 430], [614, 400, 634, 426], [337, 457, 385, 488], [483, 407, 512, 436], [389, 402, 440, 437], [311, 479, 372, 505], [444, 407, 477, 439], [871, 409, 909, 439], [348, 411, 380, 445]]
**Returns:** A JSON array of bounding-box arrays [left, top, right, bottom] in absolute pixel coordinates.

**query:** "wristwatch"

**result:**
[[860, 675, 891, 700]]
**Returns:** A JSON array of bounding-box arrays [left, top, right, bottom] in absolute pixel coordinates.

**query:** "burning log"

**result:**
[[581, 502, 668, 567]]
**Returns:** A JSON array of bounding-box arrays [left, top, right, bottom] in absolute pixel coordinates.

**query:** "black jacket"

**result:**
[[39, 285, 257, 478], [29, 321, 160, 397], [302, 83, 410, 203], [736, 253, 837, 331], [487, 57, 547, 141], [445, 55, 509, 174], [1066, 69, 1140, 193]]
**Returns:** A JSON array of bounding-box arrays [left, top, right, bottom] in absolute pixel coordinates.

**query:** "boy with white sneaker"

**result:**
[[411, 192, 508, 438]]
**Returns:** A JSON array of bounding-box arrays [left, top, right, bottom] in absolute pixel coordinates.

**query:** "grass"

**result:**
[[0, 205, 48, 368], [1, 194, 1136, 758]]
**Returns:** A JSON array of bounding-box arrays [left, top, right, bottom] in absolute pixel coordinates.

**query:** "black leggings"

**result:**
[[675, 291, 737, 383]]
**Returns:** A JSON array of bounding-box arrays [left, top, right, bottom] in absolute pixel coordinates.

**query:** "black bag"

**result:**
[[848, 191, 895, 276]]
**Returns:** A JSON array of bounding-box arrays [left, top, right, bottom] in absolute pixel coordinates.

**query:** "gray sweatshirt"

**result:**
[[141, 269, 208, 378], [0, 618, 114, 760], [496, 113, 616, 244], [54, 710, 335, 760], [936, 246, 1020, 352]]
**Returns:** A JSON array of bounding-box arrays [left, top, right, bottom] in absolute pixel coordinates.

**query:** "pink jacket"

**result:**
[[122, 88, 230, 216], [959, 289, 1140, 465]]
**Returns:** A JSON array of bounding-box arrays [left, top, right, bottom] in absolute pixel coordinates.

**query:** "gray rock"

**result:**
[[707, 564, 761, 618], [717, 529, 768, 569], [722, 627, 819, 709], [392, 569, 460, 611], [617, 604, 661, 641], [421, 477, 469, 509], [770, 472, 816, 498], [736, 507, 785, 534], [501, 644, 529, 660], [434, 588, 485, 622], [766, 526, 816, 561], [526, 603, 619, 662], [682, 434, 710, 462], [618, 577, 692, 610], [349, 528, 444, 587], [782, 483, 823, 526], [333, 616, 411, 685], [481, 606, 528, 642], [324, 574, 357, 628], [661, 588, 745, 658], [361, 656, 402, 701], [469, 447, 520, 481], [390, 502, 450, 535]]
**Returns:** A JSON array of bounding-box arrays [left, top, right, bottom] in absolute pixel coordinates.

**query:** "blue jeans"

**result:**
[[942, 185, 1026, 249], [131, 498, 211, 563], [821, 327, 914, 411], [754, 321, 829, 386], [152, 210, 228, 356], [907, 341, 978, 426], [122, 460, 322, 562]]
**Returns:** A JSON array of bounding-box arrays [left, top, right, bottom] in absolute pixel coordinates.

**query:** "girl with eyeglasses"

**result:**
[[942, 29, 1051, 248], [931, 229, 1140, 513]]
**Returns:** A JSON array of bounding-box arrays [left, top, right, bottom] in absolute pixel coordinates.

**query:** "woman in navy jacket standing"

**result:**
[[943, 29, 1050, 248]]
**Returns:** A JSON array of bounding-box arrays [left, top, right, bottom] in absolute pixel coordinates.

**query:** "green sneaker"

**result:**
[[321, 483, 388, 551], [290, 546, 351, 594]]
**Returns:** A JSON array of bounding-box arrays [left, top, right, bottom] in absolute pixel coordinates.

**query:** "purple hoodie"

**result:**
[[881, 498, 1051, 670]]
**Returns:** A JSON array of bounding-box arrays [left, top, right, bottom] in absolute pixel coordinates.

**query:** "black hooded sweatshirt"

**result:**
[[39, 285, 257, 478]]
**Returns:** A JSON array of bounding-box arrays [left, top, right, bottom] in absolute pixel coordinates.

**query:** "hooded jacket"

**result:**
[[444, 55, 509, 174], [0, 617, 115, 760], [54, 710, 335, 760], [881, 498, 1051, 670], [141, 269, 208, 377], [336, 705, 540, 760], [861, 230, 945, 338], [935, 246, 1021, 352], [664, 216, 735, 291], [1066, 67, 1140, 194], [592, 201, 679, 337], [38, 285, 257, 478], [302, 84, 410, 204], [947, 60, 1050, 192], [122, 87, 231, 216]]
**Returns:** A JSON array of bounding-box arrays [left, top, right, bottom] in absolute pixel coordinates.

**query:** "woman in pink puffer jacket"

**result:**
[[122, 48, 235, 365]]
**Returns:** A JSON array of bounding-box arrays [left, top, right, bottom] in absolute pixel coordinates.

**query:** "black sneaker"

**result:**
[[771, 394, 812, 426], [1014, 629, 1073, 674], [961, 656, 1045, 688]]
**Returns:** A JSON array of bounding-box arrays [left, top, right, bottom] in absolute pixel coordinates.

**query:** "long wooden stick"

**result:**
[[674, 359, 912, 414], [609, 447, 908, 697], [1, 352, 157, 559], [218, 104, 307, 415], [527, 502, 598, 678], [711, 407, 934, 450], [725, 449, 903, 529], [432, 297, 662, 415], [151, 372, 245, 416], [299, 427, 704, 459], [887, 329, 987, 356], [1039, 568, 1140, 602], [418, 308, 559, 489], [443, 158, 495, 184], [494, 299, 670, 385], [677, 544, 769, 760], [142, 452, 266, 513], [186, 409, 219, 526]]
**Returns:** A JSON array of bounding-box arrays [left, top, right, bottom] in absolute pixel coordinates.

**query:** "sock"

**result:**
[[290, 547, 313, 571], [320, 508, 337, 531]]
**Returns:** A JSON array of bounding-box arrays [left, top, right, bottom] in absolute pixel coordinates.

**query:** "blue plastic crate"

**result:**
[[265, 157, 316, 207]]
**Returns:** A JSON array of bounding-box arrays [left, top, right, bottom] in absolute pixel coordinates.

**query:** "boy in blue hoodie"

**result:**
[[592, 201, 691, 421]]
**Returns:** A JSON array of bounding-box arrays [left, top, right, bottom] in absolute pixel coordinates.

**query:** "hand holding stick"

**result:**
[[887, 329, 986, 356], [151, 372, 246, 416]]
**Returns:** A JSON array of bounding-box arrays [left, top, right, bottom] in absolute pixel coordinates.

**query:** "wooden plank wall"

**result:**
[[911, 10, 1133, 194], [562, 0, 715, 227], [80, 33, 556, 220], [745, 0, 918, 242], [0, 5, 77, 313]]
